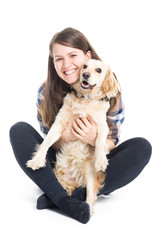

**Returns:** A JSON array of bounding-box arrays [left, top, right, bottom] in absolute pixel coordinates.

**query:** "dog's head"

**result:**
[[72, 59, 120, 99]]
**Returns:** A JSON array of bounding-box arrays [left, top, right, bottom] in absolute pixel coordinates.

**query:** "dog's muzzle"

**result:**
[[81, 72, 96, 90], [81, 81, 96, 90]]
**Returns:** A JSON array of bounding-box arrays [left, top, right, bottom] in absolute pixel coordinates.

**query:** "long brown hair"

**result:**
[[40, 27, 101, 129]]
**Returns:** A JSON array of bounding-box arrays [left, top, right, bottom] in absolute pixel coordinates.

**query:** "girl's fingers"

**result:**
[[78, 117, 90, 127], [71, 127, 83, 140], [86, 116, 96, 126], [72, 120, 85, 136]]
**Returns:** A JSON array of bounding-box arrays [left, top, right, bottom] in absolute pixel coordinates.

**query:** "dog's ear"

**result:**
[[103, 68, 120, 97]]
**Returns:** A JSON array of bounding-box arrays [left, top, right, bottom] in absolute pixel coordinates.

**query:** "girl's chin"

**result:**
[[65, 78, 78, 85], [63, 74, 79, 84], [62, 69, 79, 83]]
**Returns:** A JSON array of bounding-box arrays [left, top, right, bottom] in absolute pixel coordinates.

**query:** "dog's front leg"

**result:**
[[86, 163, 96, 216], [27, 94, 73, 170], [94, 124, 109, 172], [26, 121, 63, 170]]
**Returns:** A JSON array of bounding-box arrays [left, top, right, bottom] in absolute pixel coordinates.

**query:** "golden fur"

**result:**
[[27, 59, 120, 215]]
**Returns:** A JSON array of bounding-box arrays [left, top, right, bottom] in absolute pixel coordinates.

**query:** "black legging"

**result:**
[[9, 121, 152, 203]]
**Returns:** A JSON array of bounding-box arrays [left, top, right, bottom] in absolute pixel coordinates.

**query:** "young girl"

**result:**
[[9, 27, 152, 224]]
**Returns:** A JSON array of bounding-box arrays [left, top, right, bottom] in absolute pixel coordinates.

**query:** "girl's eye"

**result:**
[[96, 68, 102, 73], [71, 54, 77, 58], [55, 58, 63, 62], [83, 64, 88, 69]]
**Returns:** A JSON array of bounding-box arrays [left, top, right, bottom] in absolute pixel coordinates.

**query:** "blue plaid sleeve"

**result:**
[[107, 94, 125, 145], [37, 84, 49, 135]]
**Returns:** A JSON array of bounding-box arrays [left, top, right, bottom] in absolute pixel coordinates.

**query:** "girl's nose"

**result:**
[[63, 57, 72, 69]]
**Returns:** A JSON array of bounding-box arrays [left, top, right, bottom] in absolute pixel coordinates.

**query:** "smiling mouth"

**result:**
[[64, 68, 77, 75], [81, 81, 96, 90]]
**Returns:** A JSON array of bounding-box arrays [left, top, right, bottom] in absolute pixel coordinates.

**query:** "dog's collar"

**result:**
[[100, 96, 110, 102], [71, 88, 85, 99], [71, 89, 109, 102]]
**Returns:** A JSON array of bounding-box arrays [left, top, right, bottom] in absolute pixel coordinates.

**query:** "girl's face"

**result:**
[[52, 43, 92, 85]]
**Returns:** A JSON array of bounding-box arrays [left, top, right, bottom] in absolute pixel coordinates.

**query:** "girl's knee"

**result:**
[[132, 137, 152, 165], [9, 122, 43, 144], [10, 122, 28, 138]]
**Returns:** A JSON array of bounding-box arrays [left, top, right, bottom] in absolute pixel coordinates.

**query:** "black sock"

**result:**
[[37, 187, 87, 210], [37, 194, 56, 210], [55, 196, 90, 224], [37, 194, 90, 224]]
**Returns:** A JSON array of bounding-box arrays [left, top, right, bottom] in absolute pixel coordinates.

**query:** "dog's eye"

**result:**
[[83, 65, 88, 69], [96, 68, 102, 73]]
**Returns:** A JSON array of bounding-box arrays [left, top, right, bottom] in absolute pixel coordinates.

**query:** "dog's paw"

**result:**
[[26, 157, 46, 170], [90, 207, 94, 217], [95, 158, 108, 172], [86, 200, 94, 217]]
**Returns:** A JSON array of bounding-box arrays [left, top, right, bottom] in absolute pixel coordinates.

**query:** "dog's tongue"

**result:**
[[81, 81, 96, 90], [82, 81, 90, 88]]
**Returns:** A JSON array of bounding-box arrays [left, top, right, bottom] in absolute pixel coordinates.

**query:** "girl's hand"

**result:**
[[53, 117, 115, 151], [52, 121, 77, 150], [71, 116, 97, 147], [61, 120, 78, 143], [53, 116, 97, 151]]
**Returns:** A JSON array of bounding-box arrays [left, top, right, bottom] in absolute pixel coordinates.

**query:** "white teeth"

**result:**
[[64, 69, 76, 75]]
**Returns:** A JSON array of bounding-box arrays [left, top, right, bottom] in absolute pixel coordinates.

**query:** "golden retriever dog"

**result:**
[[27, 59, 120, 215]]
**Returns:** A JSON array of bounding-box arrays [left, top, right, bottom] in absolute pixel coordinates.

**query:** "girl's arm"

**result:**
[[107, 94, 125, 147]]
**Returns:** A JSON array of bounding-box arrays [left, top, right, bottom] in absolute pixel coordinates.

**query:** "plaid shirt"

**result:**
[[37, 84, 125, 146]]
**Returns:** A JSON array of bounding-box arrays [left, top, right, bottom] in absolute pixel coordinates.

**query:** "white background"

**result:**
[[1, 0, 159, 239]]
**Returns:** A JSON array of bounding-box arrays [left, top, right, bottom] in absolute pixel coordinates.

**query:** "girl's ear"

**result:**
[[86, 50, 92, 60], [103, 68, 120, 97]]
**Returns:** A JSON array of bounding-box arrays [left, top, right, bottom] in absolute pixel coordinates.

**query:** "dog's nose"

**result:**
[[83, 72, 90, 80]]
